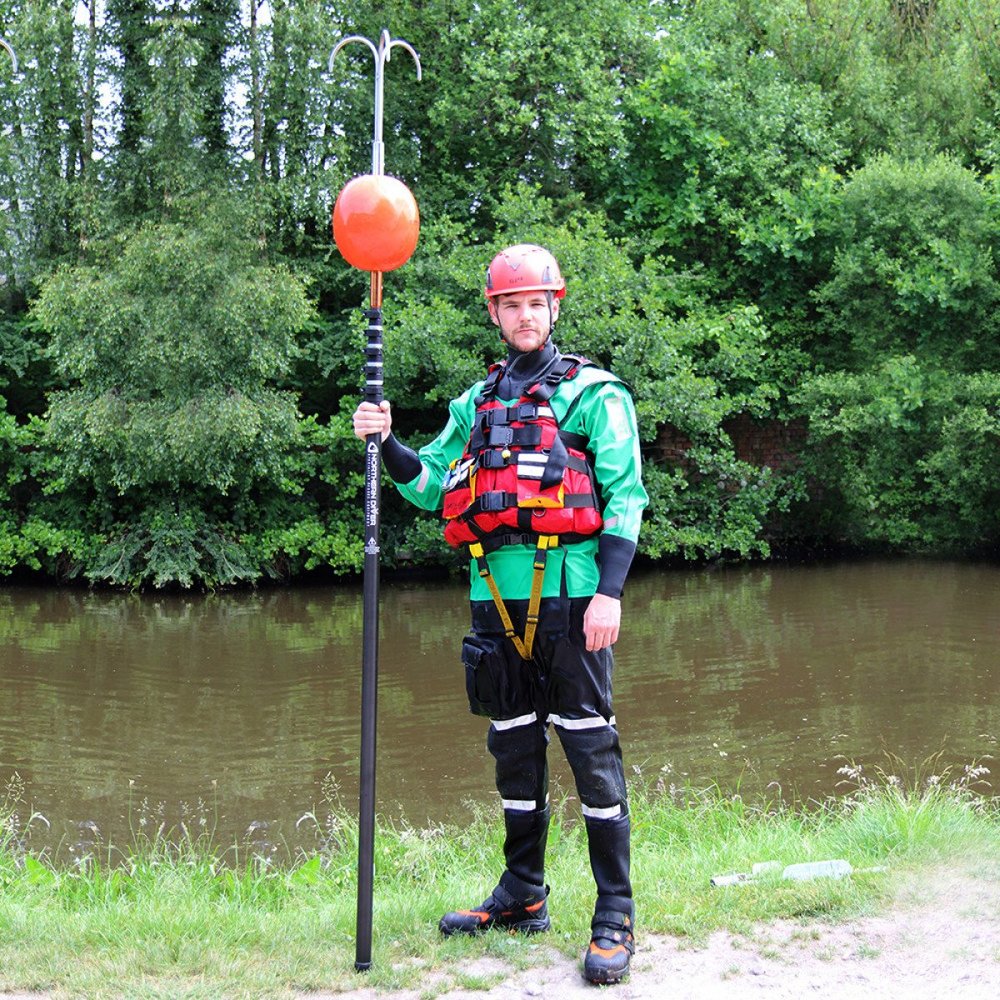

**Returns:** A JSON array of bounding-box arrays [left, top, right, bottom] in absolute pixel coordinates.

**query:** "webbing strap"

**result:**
[[469, 535, 558, 660], [463, 490, 595, 519], [522, 534, 556, 658]]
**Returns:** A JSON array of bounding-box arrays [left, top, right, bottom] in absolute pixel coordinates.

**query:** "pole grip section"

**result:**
[[363, 307, 384, 405], [356, 305, 383, 971]]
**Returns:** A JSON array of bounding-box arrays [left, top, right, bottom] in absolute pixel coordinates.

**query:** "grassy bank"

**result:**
[[0, 759, 997, 999]]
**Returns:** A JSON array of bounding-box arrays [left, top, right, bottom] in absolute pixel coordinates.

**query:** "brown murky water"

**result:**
[[0, 559, 997, 857]]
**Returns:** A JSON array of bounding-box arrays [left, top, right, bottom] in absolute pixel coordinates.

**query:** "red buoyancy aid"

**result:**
[[441, 354, 606, 549]]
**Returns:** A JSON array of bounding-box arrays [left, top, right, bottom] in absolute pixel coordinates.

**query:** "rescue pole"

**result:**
[[329, 28, 421, 973]]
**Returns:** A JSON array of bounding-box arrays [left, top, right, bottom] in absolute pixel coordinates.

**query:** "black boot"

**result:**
[[582, 905, 635, 985], [439, 870, 550, 936]]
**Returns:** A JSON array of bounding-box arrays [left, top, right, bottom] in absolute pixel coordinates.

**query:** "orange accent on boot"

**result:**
[[457, 910, 491, 923], [525, 899, 546, 913], [589, 942, 628, 959]]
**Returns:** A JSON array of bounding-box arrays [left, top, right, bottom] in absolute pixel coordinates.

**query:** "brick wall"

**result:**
[[652, 416, 808, 471]]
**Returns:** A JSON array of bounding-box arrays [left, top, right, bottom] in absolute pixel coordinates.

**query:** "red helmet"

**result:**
[[484, 244, 566, 299]]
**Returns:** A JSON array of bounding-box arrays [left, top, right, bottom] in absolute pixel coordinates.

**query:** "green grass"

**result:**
[[0, 756, 997, 999]]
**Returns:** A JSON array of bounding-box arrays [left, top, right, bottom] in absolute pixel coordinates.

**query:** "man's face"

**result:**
[[488, 290, 559, 354]]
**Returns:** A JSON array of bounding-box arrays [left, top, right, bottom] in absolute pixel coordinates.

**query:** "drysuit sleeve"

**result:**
[[574, 380, 648, 596], [392, 386, 478, 512]]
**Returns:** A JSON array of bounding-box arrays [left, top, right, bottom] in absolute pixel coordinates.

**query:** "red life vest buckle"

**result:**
[[488, 426, 514, 447], [478, 491, 509, 513], [481, 449, 510, 469]]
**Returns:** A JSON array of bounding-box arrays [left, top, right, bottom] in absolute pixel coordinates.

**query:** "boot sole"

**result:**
[[584, 967, 630, 985], [506, 916, 551, 935], [440, 916, 551, 937]]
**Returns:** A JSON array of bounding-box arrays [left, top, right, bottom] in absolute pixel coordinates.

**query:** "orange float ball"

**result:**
[[332, 174, 420, 273]]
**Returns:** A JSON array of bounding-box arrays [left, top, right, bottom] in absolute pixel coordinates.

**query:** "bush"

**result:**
[[814, 154, 1000, 371], [795, 358, 1000, 548]]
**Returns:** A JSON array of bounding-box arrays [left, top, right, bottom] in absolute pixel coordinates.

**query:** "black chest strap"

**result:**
[[476, 353, 591, 406]]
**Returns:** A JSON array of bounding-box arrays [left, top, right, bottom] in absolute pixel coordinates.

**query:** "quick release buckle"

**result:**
[[480, 449, 511, 470], [489, 426, 514, 447], [478, 491, 507, 513]]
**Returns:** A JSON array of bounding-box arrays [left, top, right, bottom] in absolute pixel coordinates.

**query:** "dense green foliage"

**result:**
[[3, 0, 1000, 586]]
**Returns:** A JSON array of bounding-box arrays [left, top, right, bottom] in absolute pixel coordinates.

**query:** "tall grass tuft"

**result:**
[[829, 752, 995, 862]]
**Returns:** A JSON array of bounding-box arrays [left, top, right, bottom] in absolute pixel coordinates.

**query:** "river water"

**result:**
[[0, 560, 997, 858]]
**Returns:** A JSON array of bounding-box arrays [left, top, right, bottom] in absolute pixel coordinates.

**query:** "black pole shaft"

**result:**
[[356, 301, 384, 972]]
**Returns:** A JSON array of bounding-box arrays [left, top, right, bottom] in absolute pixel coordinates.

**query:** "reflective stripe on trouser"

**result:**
[[474, 596, 631, 902], [487, 711, 550, 887], [553, 710, 632, 902]]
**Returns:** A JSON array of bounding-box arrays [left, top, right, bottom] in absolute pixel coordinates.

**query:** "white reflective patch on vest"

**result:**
[[582, 803, 622, 820], [604, 516, 619, 529], [491, 711, 538, 731], [547, 713, 616, 731], [516, 453, 548, 479], [602, 393, 631, 443], [501, 798, 537, 813], [416, 464, 431, 493]]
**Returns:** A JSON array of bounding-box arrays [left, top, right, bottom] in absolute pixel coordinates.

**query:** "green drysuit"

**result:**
[[393, 365, 648, 599]]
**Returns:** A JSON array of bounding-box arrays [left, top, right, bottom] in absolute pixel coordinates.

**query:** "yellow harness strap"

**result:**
[[469, 535, 558, 661]]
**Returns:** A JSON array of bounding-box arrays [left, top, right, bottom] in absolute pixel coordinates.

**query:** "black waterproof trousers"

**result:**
[[462, 596, 632, 915]]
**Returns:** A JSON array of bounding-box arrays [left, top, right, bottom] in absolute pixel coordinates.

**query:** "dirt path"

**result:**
[[315, 865, 1000, 999]]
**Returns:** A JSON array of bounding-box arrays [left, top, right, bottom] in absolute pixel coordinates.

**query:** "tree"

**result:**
[[321, 0, 659, 230], [31, 197, 315, 586]]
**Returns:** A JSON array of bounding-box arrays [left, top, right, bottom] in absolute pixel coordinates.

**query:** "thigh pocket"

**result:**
[[461, 633, 507, 718], [550, 639, 614, 721]]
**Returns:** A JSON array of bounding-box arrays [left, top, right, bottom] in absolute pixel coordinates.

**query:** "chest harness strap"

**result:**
[[469, 534, 558, 660], [460, 354, 597, 660]]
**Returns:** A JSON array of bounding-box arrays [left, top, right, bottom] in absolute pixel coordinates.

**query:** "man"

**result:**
[[352, 244, 647, 985]]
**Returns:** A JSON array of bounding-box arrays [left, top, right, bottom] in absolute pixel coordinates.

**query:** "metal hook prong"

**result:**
[[388, 38, 421, 81], [328, 28, 421, 176], [0, 36, 16, 76], [329, 34, 378, 74]]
